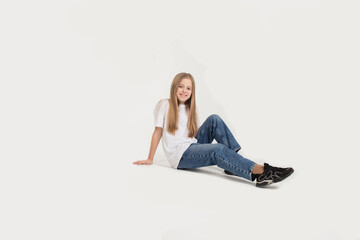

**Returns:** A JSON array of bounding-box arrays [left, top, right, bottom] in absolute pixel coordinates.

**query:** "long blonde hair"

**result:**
[[167, 72, 198, 138]]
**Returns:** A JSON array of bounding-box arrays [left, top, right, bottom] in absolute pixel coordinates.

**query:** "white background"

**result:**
[[1, 0, 359, 239]]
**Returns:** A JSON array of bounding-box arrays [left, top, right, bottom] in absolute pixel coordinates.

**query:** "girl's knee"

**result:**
[[207, 114, 221, 122], [211, 144, 227, 164], [214, 143, 226, 152]]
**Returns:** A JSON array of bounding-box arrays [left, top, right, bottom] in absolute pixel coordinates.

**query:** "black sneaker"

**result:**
[[255, 163, 294, 187], [224, 169, 235, 175]]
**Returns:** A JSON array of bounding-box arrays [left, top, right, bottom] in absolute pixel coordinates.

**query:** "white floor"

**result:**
[[1, 144, 359, 240], [127, 154, 359, 240]]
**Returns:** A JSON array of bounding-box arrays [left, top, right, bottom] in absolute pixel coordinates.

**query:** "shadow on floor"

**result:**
[[154, 161, 279, 189]]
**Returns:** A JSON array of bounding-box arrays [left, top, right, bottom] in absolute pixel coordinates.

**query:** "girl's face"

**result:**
[[176, 78, 192, 104]]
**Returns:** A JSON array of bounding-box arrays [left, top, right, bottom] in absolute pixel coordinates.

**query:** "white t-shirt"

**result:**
[[154, 98, 198, 168]]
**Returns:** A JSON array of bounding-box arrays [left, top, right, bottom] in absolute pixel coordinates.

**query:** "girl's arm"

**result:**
[[133, 127, 163, 165]]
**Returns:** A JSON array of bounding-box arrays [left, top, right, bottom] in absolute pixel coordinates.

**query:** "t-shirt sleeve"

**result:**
[[154, 99, 168, 129]]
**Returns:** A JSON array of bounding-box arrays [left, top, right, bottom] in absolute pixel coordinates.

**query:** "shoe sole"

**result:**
[[256, 179, 274, 187]]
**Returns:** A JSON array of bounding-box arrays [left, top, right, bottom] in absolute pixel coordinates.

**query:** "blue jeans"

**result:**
[[177, 114, 256, 181]]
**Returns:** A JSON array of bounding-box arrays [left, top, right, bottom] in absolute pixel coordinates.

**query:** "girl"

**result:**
[[133, 72, 294, 187]]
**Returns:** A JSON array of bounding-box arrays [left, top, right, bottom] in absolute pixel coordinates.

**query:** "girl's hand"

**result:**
[[133, 159, 153, 165]]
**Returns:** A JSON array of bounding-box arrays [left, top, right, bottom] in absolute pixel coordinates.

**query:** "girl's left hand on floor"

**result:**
[[133, 159, 153, 165]]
